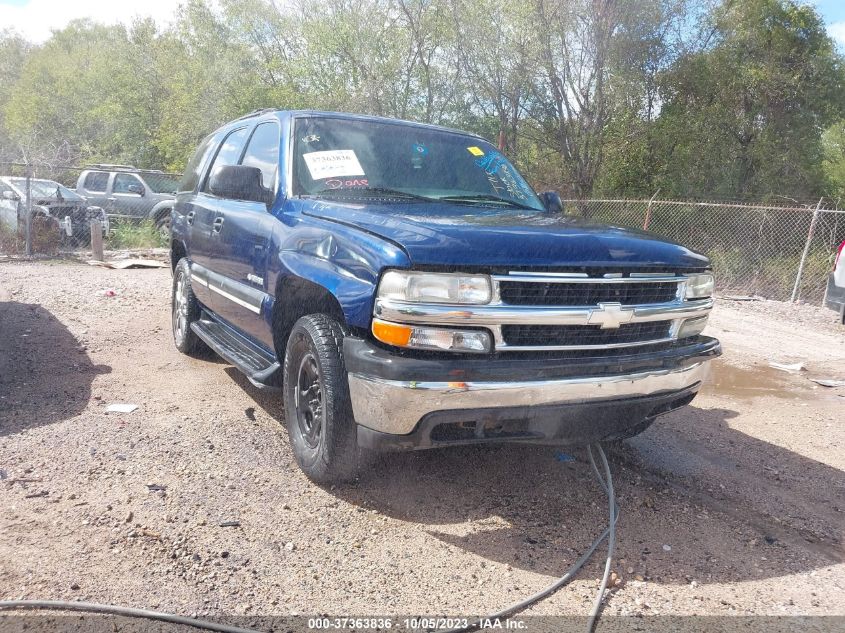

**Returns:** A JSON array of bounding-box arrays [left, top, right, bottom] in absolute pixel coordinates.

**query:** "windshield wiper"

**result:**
[[437, 194, 536, 210], [308, 187, 434, 202]]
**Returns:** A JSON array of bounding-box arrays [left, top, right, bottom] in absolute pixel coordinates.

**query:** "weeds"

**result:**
[[106, 220, 167, 250]]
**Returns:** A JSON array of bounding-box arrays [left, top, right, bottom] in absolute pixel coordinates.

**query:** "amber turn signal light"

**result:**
[[372, 319, 412, 346]]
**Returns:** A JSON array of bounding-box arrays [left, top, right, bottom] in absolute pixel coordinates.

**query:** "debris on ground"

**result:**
[[106, 403, 138, 414], [219, 520, 241, 528], [721, 295, 761, 301], [88, 259, 168, 269], [809, 378, 845, 388], [769, 361, 805, 373]]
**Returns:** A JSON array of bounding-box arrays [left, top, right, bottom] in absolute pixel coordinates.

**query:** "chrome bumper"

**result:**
[[347, 360, 711, 435]]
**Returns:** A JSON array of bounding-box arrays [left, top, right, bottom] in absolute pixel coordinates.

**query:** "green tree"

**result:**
[[3, 20, 130, 165], [0, 29, 31, 161], [822, 121, 845, 204], [652, 0, 845, 200]]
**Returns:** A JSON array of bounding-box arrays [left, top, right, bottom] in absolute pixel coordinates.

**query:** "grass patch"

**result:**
[[106, 220, 167, 250]]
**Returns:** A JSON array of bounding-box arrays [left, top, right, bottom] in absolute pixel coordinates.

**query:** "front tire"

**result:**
[[171, 258, 206, 355], [283, 314, 358, 484]]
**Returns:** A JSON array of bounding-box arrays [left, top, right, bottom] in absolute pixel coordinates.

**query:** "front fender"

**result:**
[[271, 213, 411, 330], [276, 251, 379, 330]]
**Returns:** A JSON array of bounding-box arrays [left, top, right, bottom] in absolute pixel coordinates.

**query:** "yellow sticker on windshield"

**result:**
[[467, 146, 484, 156]]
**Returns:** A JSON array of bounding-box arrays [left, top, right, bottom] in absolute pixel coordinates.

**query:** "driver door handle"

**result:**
[[186, 211, 195, 226], [212, 216, 224, 234]]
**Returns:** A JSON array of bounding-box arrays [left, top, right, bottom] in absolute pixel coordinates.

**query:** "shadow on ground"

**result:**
[[0, 301, 110, 435]]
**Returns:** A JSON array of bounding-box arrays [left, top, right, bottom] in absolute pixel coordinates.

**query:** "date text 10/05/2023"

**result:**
[[307, 617, 527, 630]]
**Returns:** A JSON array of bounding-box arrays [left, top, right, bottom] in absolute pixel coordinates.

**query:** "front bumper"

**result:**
[[344, 336, 721, 449]]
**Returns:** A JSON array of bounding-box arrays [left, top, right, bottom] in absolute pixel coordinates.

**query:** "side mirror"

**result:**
[[208, 165, 270, 205], [539, 191, 563, 214], [2, 190, 20, 202], [127, 184, 145, 196]]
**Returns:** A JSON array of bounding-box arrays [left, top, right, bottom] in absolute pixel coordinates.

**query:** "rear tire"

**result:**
[[283, 314, 358, 484], [171, 258, 206, 356]]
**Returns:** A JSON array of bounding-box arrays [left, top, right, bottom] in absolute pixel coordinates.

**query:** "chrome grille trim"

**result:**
[[493, 274, 683, 284], [374, 298, 713, 326], [372, 271, 712, 352]]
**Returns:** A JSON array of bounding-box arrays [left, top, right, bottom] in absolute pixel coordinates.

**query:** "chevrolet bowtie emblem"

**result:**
[[587, 302, 635, 329]]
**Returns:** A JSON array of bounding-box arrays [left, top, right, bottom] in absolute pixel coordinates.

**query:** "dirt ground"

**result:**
[[1, 259, 844, 631]]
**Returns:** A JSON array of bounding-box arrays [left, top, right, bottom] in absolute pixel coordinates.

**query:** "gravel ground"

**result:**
[[1, 260, 844, 631]]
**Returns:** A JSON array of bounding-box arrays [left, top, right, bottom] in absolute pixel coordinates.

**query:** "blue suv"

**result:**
[[170, 109, 720, 483]]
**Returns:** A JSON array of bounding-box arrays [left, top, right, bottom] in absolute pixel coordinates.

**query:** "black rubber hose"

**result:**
[[0, 600, 263, 633], [441, 442, 618, 633]]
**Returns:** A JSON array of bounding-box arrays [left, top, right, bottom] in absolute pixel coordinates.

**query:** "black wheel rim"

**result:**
[[294, 352, 323, 449]]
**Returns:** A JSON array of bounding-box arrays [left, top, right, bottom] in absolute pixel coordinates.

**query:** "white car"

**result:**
[[0, 176, 108, 244], [826, 240, 845, 324]]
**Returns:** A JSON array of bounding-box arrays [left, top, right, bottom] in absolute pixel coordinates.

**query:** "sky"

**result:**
[[0, 0, 184, 42], [0, 0, 844, 47]]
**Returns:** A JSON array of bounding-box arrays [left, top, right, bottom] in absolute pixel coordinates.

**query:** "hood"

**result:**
[[34, 197, 86, 207], [300, 200, 709, 270]]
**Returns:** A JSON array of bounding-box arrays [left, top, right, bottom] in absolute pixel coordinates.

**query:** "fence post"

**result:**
[[90, 220, 104, 261], [24, 166, 32, 257], [642, 189, 660, 230], [791, 197, 824, 303]]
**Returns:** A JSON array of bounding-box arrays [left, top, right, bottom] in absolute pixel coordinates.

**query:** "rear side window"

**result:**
[[84, 172, 109, 192], [202, 127, 250, 193], [241, 122, 280, 191], [179, 134, 217, 193]]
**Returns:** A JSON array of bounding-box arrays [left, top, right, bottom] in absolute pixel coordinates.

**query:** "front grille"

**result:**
[[498, 280, 679, 306], [501, 321, 673, 348]]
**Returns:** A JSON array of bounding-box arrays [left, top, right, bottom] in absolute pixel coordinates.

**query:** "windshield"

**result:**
[[142, 173, 180, 194], [9, 178, 84, 201], [293, 117, 544, 211]]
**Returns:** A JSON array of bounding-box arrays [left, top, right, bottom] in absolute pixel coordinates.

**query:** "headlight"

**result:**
[[378, 270, 491, 304], [685, 273, 714, 299], [678, 315, 708, 338], [372, 319, 491, 353]]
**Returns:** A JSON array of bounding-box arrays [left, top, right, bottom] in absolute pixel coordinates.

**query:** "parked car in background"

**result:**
[[75, 165, 179, 237], [169, 109, 721, 484], [0, 176, 107, 245], [825, 240, 845, 324]]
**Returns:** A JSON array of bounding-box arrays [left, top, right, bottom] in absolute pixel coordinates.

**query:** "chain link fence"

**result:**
[[2, 162, 842, 304], [0, 162, 180, 256], [563, 198, 845, 303]]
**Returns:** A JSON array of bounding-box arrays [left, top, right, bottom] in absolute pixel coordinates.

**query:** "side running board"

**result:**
[[191, 316, 281, 390]]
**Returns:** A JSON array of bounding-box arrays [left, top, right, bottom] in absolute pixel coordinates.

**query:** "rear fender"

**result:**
[[148, 200, 175, 222]]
